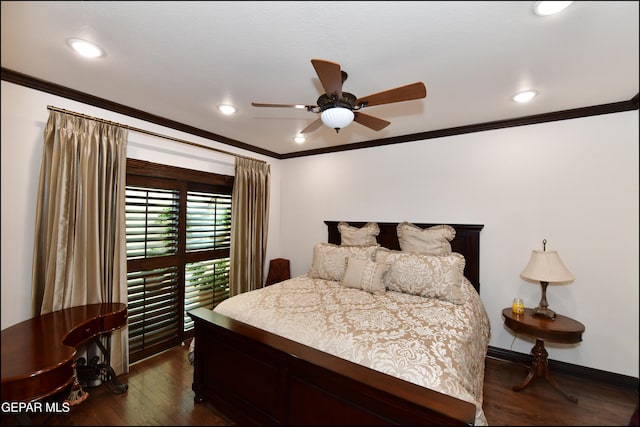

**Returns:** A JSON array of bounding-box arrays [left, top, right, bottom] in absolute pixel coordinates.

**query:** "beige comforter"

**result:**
[[214, 274, 491, 425]]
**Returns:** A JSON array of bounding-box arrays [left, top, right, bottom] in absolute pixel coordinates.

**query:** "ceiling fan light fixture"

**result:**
[[293, 134, 306, 144], [320, 107, 354, 132], [252, 59, 426, 135]]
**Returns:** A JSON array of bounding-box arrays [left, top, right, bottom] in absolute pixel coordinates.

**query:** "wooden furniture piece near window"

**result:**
[[1, 303, 128, 403], [189, 221, 484, 426], [265, 258, 291, 286], [502, 307, 585, 403]]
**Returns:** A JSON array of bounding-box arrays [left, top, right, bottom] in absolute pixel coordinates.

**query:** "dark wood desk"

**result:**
[[502, 307, 585, 403], [1, 303, 127, 402]]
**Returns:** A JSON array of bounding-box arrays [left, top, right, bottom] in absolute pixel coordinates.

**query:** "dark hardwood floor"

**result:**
[[2, 342, 637, 426]]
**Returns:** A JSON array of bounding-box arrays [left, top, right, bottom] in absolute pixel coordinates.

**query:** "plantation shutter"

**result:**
[[183, 190, 232, 331], [125, 162, 233, 363], [126, 186, 181, 360]]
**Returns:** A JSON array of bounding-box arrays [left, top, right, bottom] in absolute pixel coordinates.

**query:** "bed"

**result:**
[[188, 221, 489, 425]]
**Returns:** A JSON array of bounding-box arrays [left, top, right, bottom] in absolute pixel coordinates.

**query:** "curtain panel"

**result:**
[[229, 157, 270, 296], [31, 110, 129, 375]]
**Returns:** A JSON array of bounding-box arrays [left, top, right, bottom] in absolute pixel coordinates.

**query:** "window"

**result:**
[[125, 159, 233, 363]]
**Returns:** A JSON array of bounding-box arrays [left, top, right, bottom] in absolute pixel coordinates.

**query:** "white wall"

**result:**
[[2, 80, 638, 378], [0, 81, 282, 328], [279, 111, 639, 378]]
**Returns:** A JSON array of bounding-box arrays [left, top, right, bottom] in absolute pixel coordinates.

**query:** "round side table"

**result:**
[[502, 307, 585, 403]]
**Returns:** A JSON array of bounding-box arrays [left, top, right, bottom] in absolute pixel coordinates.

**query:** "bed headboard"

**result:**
[[325, 221, 484, 293]]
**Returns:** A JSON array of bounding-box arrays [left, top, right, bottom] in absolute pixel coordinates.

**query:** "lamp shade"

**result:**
[[520, 250, 575, 283], [321, 107, 354, 130]]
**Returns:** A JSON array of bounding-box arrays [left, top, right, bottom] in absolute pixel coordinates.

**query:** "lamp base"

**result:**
[[533, 281, 556, 319], [533, 306, 556, 319]]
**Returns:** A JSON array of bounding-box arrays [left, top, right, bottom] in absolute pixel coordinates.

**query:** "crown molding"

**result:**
[[3, 67, 638, 160], [0, 67, 281, 159]]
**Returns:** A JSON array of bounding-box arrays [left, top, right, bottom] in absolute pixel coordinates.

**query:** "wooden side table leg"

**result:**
[[513, 339, 545, 391], [513, 367, 536, 391], [513, 338, 578, 403], [543, 367, 579, 403]]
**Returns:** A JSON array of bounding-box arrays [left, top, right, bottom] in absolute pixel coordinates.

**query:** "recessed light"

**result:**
[[217, 104, 237, 115], [67, 38, 104, 58], [512, 90, 538, 103], [532, 1, 573, 16], [293, 135, 306, 144]]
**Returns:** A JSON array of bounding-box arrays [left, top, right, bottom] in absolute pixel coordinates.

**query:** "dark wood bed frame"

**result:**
[[189, 221, 484, 426]]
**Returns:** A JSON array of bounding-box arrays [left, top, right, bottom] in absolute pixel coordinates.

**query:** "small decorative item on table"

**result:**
[[512, 298, 524, 315]]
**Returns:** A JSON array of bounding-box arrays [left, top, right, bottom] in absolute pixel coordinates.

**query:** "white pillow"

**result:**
[[308, 243, 379, 282], [375, 249, 466, 304], [338, 222, 380, 246], [341, 257, 389, 294], [397, 222, 456, 256]]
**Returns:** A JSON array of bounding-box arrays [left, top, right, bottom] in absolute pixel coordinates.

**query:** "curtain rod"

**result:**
[[46, 105, 266, 164]]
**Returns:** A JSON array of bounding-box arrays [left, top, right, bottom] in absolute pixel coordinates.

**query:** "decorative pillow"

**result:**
[[397, 222, 456, 256], [375, 249, 466, 304], [308, 243, 379, 282], [338, 222, 380, 246], [341, 257, 389, 294]]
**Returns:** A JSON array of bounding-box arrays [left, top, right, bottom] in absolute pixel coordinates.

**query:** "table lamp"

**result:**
[[520, 239, 574, 319]]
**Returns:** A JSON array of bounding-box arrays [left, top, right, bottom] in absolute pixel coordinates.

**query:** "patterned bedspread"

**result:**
[[214, 274, 491, 425]]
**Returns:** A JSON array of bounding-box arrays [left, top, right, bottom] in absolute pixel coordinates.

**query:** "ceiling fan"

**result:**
[[251, 59, 427, 134]]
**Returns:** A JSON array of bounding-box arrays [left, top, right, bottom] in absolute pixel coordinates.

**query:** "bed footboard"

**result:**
[[188, 307, 475, 426]]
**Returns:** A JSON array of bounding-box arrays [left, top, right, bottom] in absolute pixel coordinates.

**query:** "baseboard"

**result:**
[[487, 346, 639, 391]]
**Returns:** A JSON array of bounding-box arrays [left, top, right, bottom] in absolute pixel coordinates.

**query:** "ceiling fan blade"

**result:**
[[356, 82, 427, 107], [311, 59, 343, 99], [252, 102, 316, 109], [300, 117, 323, 133], [353, 112, 391, 131]]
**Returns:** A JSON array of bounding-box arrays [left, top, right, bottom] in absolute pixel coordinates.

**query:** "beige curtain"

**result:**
[[31, 111, 129, 375], [229, 157, 270, 296]]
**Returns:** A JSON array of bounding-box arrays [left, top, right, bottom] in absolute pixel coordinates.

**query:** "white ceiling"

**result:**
[[2, 1, 638, 157]]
